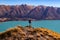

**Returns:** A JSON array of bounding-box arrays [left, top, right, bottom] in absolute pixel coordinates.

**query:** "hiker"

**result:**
[[29, 20, 31, 26]]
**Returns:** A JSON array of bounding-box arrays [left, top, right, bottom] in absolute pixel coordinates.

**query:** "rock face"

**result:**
[[0, 26, 60, 40], [0, 5, 60, 22]]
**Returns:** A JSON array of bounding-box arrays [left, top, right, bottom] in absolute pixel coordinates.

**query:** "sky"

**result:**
[[0, 0, 60, 7]]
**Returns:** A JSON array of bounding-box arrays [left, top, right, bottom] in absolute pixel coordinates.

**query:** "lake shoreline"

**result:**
[[0, 20, 60, 33]]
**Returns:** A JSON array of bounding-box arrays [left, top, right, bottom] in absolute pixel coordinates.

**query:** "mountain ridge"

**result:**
[[0, 5, 60, 22]]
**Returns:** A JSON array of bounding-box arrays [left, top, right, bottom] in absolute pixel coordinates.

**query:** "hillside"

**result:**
[[0, 26, 60, 40], [0, 5, 60, 22]]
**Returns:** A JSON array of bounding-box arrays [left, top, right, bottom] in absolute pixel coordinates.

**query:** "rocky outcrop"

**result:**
[[0, 26, 60, 40], [0, 5, 60, 22]]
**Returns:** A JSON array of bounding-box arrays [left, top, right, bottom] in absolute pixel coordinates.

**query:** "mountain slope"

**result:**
[[0, 5, 33, 18], [0, 26, 60, 40], [0, 5, 60, 22], [26, 6, 60, 20]]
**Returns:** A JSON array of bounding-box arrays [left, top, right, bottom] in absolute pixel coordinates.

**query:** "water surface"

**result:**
[[0, 20, 60, 33]]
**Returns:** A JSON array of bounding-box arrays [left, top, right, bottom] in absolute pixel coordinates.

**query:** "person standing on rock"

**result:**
[[29, 20, 31, 26]]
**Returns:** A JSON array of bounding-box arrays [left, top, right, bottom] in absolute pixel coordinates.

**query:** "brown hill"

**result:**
[[0, 26, 60, 40]]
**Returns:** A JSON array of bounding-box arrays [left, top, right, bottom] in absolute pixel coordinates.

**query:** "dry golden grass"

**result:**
[[0, 26, 60, 40]]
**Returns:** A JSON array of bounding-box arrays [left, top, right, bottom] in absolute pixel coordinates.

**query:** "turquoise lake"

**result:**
[[0, 20, 60, 33]]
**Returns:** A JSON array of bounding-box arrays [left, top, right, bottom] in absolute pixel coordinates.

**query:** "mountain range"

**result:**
[[0, 4, 60, 22]]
